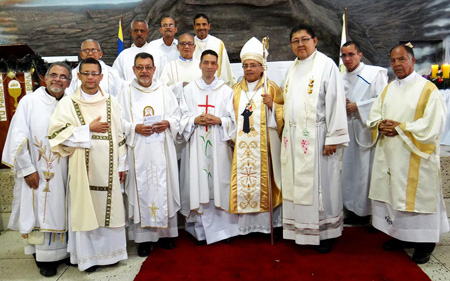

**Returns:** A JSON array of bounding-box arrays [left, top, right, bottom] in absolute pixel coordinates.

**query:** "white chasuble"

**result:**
[[119, 80, 180, 229], [230, 77, 283, 214], [48, 88, 126, 232], [179, 77, 235, 214], [3, 87, 68, 234]]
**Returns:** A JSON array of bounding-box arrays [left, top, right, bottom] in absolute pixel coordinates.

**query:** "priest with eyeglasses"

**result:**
[[48, 58, 128, 272]]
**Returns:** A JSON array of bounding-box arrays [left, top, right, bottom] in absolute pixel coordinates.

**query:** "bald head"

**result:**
[[80, 39, 103, 60]]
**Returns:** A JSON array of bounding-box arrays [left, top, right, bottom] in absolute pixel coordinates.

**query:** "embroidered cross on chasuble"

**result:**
[[198, 95, 215, 131]]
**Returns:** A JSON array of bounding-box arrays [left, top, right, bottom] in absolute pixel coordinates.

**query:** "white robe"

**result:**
[[69, 60, 124, 96], [179, 77, 239, 243], [117, 79, 181, 242], [148, 37, 179, 78], [341, 62, 388, 216], [2, 87, 68, 262], [367, 72, 449, 242], [281, 51, 349, 245], [193, 35, 235, 87], [48, 89, 127, 271], [160, 56, 202, 103], [112, 42, 163, 82]]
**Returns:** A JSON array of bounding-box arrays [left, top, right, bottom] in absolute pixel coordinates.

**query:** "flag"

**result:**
[[339, 9, 349, 74], [117, 17, 124, 56]]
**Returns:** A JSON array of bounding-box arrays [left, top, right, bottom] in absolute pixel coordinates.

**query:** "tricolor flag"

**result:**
[[118, 17, 124, 56]]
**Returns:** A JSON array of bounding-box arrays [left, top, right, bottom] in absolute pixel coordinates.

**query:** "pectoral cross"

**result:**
[[198, 95, 215, 132]]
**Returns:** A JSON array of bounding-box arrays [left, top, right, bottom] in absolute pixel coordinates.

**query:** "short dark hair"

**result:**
[[194, 13, 209, 25], [46, 62, 72, 80], [79, 58, 102, 74], [289, 24, 316, 42], [134, 52, 154, 66], [389, 44, 415, 59], [200, 49, 218, 62], [342, 41, 361, 53]]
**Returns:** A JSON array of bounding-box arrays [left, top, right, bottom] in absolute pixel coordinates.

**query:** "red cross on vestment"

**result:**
[[198, 95, 215, 132]]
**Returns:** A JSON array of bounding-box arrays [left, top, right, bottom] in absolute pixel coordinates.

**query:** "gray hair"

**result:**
[[81, 39, 102, 52], [45, 62, 72, 80], [130, 19, 149, 30]]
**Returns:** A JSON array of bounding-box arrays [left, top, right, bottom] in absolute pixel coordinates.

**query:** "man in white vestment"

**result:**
[[69, 39, 124, 96], [179, 50, 238, 244], [367, 44, 449, 264], [2, 62, 71, 277], [192, 13, 235, 87], [113, 19, 163, 82], [148, 17, 179, 78], [281, 25, 349, 253], [340, 41, 388, 225], [230, 37, 284, 236], [117, 52, 180, 256], [48, 58, 128, 272], [160, 33, 202, 103]]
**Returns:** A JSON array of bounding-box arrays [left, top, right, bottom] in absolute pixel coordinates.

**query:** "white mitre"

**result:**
[[240, 37, 266, 64]]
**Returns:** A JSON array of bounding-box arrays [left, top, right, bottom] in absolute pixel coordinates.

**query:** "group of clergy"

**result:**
[[2, 13, 449, 277]]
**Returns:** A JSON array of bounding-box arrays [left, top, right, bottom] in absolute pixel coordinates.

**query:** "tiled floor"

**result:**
[[1, 200, 450, 281]]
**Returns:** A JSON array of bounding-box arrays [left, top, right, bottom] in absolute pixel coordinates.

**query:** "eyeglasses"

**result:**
[[79, 72, 101, 77], [161, 23, 175, 28], [290, 38, 313, 45], [81, 49, 101, 54], [134, 65, 154, 72], [179, 42, 195, 47], [48, 73, 69, 81], [340, 53, 357, 58], [242, 63, 262, 69]]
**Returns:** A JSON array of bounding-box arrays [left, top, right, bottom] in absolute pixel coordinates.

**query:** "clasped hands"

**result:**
[[379, 119, 400, 137], [194, 113, 221, 126], [136, 121, 170, 136]]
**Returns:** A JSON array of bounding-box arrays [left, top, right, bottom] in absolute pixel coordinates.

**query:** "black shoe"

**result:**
[[39, 266, 57, 277], [137, 242, 154, 257], [159, 238, 176, 250], [85, 265, 98, 273], [382, 238, 414, 251], [412, 243, 435, 264], [316, 239, 334, 254], [273, 228, 283, 241], [61, 257, 76, 267]]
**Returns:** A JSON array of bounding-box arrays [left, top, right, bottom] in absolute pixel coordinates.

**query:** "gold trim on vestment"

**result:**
[[405, 153, 421, 211], [230, 78, 282, 213], [217, 41, 224, 77], [105, 96, 114, 227], [89, 186, 109, 191], [1, 138, 28, 169], [402, 81, 436, 211], [48, 123, 71, 140], [92, 135, 109, 140]]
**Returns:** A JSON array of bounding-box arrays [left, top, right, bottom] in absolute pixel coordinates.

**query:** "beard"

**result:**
[[48, 84, 64, 93]]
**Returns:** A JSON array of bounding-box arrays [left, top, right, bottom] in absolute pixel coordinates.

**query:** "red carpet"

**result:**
[[135, 227, 431, 281]]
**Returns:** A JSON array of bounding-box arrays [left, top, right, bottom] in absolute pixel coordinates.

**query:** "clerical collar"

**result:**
[[131, 42, 149, 48], [81, 89, 100, 100], [396, 71, 417, 85], [179, 56, 193, 62]]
